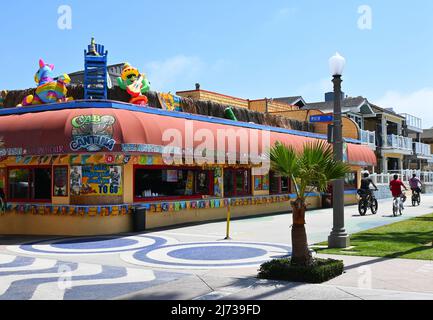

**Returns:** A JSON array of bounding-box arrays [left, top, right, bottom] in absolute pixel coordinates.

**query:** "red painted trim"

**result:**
[[134, 195, 203, 203]]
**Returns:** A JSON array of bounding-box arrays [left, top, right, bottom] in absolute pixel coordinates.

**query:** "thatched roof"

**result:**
[[1, 85, 314, 133]]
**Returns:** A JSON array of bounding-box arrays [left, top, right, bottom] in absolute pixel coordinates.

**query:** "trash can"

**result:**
[[133, 207, 146, 232]]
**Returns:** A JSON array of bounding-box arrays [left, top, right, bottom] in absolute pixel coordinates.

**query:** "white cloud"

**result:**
[[274, 7, 297, 21], [374, 88, 433, 129], [145, 55, 205, 91]]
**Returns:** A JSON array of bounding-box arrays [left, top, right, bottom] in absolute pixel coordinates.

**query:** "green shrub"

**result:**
[[258, 258, 344, 284]]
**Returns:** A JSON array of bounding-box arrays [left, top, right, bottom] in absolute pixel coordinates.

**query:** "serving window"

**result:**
[[223, 168, 251, 197], [269, 171, 292, 195], [7, 166, 52, 202], [134, 166, 214, 201]]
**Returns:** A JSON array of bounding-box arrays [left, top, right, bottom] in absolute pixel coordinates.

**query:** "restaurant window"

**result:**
[[269, 171, 292, 194], [8, 167, 52, 202], [224, 169, 251, 197], [134, 167, 214, 201]]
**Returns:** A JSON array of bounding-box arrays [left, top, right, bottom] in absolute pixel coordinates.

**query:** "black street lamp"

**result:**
[[328, 52, 350, 249]]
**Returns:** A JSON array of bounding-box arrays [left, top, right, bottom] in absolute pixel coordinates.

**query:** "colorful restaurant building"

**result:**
[[0, 100, 376, 236]]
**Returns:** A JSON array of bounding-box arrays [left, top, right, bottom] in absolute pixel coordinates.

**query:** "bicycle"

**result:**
[[357, 189, 378, 216], [393, 192, 406, 217], [411, 189, 421, 207]]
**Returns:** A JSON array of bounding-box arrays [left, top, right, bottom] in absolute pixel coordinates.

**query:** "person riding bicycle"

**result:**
[[359, 172, 378, 199], [390, 174, 408, 208], [409, 174, 422, 197]]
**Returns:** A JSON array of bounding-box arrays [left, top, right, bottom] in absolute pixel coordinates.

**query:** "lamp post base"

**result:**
[[328, 233, 350, 249]]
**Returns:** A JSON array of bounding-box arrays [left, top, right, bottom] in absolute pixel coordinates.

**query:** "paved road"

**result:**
[[1, 195, 433, 300]]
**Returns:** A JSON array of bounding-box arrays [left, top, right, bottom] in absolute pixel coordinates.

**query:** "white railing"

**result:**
[[401, 113, 422, 130], [414, 142, 432, 157], [360, 129, 376, 148], [387, 135, 413, 151], [370, 170, 433, 185]]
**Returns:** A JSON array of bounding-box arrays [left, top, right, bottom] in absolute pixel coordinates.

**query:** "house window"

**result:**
[[224, 169, 251, 197], [134, 166, 214, 201], [8, 167, 52, 202]]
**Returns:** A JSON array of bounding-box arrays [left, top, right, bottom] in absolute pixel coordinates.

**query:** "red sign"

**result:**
[[105, 155, 115, 164]]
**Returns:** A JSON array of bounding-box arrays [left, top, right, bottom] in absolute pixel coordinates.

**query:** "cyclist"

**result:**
[[409, 174, 422, 199], [359, 172, 378, 198], [390, 174, 408, 210]]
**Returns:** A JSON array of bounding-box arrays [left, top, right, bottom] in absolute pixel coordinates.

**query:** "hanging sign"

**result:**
[[70, 115, 117, 152]]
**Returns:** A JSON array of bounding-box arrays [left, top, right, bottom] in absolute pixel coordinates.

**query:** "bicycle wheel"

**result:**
[[358, 200, 367, 216], [416, 193, 421, 206], [370, 198, 378, 215], [393, 200, 398, 217], [412, 195, 417, 207]]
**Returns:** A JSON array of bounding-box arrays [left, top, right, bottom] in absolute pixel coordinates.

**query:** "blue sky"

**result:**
[[2, 1, 433, 126]]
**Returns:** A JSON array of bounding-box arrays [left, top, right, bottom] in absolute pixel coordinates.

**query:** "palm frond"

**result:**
[[270, 140, 351, 198]]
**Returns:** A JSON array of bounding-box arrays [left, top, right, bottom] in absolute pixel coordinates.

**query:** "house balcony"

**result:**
[[401, 113, 423, 133], [383, 134, 413, 155], [360, 129, 376, 149], [413, 142, 433, 160]]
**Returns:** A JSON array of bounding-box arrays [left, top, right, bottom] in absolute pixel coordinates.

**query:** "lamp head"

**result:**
[[329, 52, 346, 76]]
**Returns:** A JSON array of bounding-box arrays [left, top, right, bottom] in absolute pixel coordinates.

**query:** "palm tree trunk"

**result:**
[[290, 198, 312, 266]]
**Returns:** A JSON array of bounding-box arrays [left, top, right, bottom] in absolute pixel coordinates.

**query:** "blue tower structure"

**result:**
[[84, 38, 108, 100]]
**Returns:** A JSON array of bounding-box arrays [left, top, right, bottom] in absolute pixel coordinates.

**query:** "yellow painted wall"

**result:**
[[384, 114, 404, 124], [272, 109, 360, 140], [249, 100, 266, 113], [383, 153, 404, 159], [145, 195, 322, 230], [0, 213, 132, 236], [123, 162, 134, 203]]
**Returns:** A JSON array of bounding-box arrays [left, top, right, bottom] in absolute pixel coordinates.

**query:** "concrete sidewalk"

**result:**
[[3, 195, 433, 300], [118, 270, 433, 300], [117, 253, 433, 300]]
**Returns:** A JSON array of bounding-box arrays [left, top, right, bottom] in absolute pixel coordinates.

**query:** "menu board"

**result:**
[[70, 165, 123, 196], [53, 166, 68, 197]]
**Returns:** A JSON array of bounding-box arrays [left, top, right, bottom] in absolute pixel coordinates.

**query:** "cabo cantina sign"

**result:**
[[70, 115, 117, 152]]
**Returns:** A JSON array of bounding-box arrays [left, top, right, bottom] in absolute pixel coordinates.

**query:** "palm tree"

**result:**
[[269, 140, 350, 267]]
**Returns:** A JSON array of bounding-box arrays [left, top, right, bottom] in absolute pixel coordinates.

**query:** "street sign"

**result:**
[[309, 114, 334, 123]]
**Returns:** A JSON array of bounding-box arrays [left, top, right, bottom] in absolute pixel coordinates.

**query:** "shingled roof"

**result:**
[[305, 96, 368, 113], [274, 96, 307, 107]]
